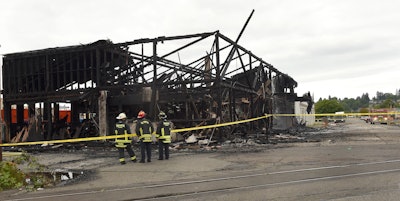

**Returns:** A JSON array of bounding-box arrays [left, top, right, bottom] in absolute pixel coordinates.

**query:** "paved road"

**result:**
[[2, 118, 400, 201]]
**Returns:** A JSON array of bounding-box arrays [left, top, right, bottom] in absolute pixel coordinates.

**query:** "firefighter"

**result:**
[[114, 112, 137, 165], [156, 111, 172, 160], [135, 110, 155, 163]]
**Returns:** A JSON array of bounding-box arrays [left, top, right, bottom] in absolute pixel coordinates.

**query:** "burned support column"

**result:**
[[150, 40, 158, 118], [229, 87, 234, 122], [71, 101, 80, 134], [249, 55, 254, 131], [27, 103, 39, 141], [54, 103, 60, 123], [215, 34, 222, 118], [43, 102, 52, 140], [205, 56, 211, 88], [98, 90, 108, 136], [215, 33, 223, 142], [96, 49, 101, 87], [267, 69, 273, 134], [3, 102, 11, 142], [16, 104, 24, 126], [28, 103, 35, 118]]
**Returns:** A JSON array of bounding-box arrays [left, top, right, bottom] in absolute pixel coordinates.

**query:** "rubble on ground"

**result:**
[[3, 123, 340, 156]]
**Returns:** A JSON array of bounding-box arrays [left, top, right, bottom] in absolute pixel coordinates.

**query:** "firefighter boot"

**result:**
[[131, 156, 137, 163]]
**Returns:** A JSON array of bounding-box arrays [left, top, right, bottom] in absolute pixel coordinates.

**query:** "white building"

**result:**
[[294, 101, 315, 126]]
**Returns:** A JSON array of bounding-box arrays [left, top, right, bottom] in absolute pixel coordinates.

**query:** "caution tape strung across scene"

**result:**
[[272, 112, 399, 117], [0, 112, 398, 147]]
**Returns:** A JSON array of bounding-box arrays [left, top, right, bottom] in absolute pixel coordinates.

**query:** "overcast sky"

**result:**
[[1, 0, 399, 100]]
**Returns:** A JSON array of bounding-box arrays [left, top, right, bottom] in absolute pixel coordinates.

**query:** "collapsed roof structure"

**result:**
[[1, 11, 313, 143]]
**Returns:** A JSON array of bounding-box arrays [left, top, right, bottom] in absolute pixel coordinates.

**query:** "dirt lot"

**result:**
[[2, 117, 400, 200]]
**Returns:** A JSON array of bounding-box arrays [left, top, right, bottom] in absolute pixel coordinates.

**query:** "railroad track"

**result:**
[[6, 159, 400, 201]]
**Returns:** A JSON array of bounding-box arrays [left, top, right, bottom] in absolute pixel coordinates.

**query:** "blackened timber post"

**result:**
[[28, 103, 35, 122], [45, 55, 50, 93], [150, 40, 158, 119], [96, 49, 101, 87], [83, 51, 87, 88], [49, 55, 54, 92], [24, 58, 29, 94], [98, 90, 108, 137], [90, 51, 95, 87], [229, 87, 234, 122], [215, 32, 223, 142], [267, 68, 273, 142], [16, 104, 24, 126], [76, 52, 80, 90], [232, 88, 237, 121], [56, 54, 61, 90], [3, 102, 11, 142], [64, 53, 67, 90], [54, 103, 59, 123], [69, 52, 73, 89], [249, 54, 254, 131], [71, 101, 80, 136], [44, 102, 52, 140]]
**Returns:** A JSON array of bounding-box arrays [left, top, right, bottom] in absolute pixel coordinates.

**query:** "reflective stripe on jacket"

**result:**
[[161, 135, 171, 143], [139, 134, 152, 142], [157, 121, 171, 143], [115, 122, 131, 147], [136, 118, 154, 142]]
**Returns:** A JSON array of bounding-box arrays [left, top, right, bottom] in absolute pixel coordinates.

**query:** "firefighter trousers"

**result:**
[[140, 141, 152, 162], [158, 141, 170, 160], [118, 144, 136, 162]]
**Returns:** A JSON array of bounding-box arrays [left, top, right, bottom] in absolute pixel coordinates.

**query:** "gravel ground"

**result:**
[[3, 117, 399, 193]]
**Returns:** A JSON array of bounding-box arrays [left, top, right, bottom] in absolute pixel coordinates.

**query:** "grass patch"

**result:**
[[1, 151, 52, 191]]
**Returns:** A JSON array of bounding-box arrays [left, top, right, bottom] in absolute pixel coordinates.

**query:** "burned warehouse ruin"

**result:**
[[1, 22, 313, 143]]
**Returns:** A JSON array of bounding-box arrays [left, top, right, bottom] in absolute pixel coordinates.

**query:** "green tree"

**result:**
[[341, 98, 359, 112], [359, 93, 370, 108], [376, 99, 399, 108], [315, 99, 344, 114]]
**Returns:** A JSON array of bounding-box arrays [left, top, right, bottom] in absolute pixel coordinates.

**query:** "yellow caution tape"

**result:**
[[0, 134, 136, 147], [273, 112, 399, 117], [0, 112, 398, 147], [171, 114, 272, 133], [0, 115, 271, 147]]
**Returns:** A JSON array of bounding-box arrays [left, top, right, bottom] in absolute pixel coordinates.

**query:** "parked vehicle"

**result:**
[[333, 111, 346, 123], [369, 108, 394, 124], [360, 116, 370, 123]]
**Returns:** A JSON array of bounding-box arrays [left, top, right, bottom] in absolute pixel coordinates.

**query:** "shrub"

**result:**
[[1, 152, 51, 191], [0, 161, 26, 191]]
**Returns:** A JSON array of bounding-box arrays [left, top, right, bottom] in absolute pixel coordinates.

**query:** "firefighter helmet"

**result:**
[[116, 112, 127, 120], [159, 111, 167, 119], [137, 110, 146, 119]]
